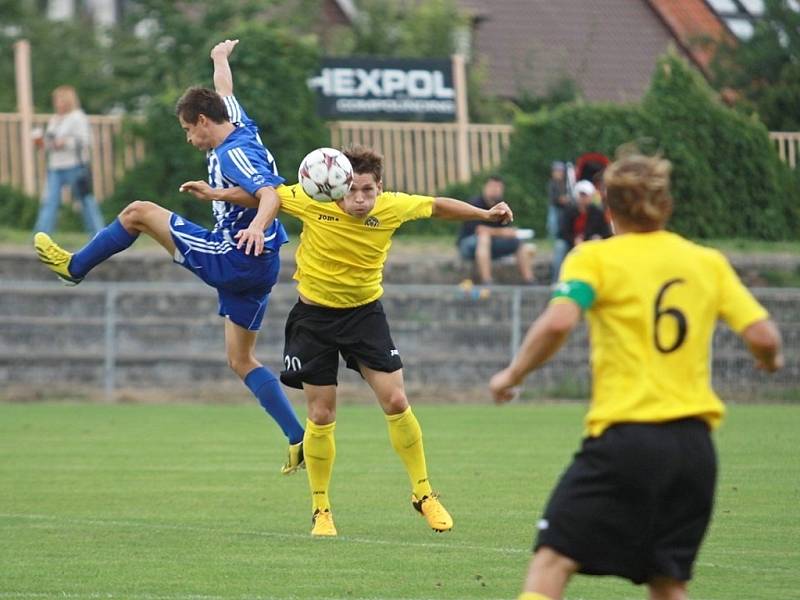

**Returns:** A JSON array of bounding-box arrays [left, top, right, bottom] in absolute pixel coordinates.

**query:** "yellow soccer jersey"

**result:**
[[277, 184, 434, 307], [555, 231, 769, 437]]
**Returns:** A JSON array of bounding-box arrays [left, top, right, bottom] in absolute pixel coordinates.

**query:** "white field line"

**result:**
[[0, 513, 789, 600], [0, 512, 524, 555]]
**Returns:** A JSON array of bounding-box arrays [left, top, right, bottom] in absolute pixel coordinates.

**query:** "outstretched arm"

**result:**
[[741, 319, 783, 372], [179, 180, 257, 207], [179, 180, 282, 256], [432, 196, 513, 224], [489, 301, 581, 403], [210, 39, 239, 97]]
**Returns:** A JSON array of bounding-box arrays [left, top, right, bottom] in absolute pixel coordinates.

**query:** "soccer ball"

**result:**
[[298, 147, 354, 201]]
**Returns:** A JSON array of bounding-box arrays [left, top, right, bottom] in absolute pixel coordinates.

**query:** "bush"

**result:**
[[0, 184, 39, 230], [0, 183, 94, 233], [483, 50, 800, 240], [501, 103, 653, 235], [642, 52, 799, 239]]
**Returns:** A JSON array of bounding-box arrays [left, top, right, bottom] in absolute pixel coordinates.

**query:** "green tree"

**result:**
[[712, 0, 800, 130], [424, 50, 799, 240], [0, 1, 114, 112], [332, 0, 467, 58], [103, 22, 328, 227], [644, 51, 798, 239]]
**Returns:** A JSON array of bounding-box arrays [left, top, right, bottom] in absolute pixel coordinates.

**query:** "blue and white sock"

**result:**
[[244, 367, 304, 444], [69, 218, 138, 279]]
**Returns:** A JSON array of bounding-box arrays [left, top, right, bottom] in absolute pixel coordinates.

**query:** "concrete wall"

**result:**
[[2, 276, 797, 401]]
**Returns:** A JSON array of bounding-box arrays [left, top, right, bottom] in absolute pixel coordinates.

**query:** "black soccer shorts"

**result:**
[[534, 417, 717, 585], [280, 299, 403, 389]]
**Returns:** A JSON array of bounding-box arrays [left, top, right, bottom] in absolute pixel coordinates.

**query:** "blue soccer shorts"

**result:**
[[169, 213, 281, 331]]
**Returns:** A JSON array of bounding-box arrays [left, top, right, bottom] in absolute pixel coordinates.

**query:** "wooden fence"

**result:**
[[329, 121, 514, 194], [1, 113, 797, 203], [770, 132, 800, 169], [0, 113, 145, 201]]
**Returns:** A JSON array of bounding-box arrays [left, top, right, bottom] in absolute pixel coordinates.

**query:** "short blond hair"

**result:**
[[52, 85, 80, 111], [604, 154, 673, 229]]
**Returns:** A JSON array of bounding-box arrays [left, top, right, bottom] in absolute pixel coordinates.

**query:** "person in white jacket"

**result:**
[[32, 85, 104, 236]]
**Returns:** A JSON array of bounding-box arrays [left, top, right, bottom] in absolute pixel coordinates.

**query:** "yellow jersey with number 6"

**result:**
[[556, 231, 768, 437]]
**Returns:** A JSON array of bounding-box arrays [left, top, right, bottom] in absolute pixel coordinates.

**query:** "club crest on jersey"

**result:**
[[251, 173, 266, 185], [364, 216, 380, 228]]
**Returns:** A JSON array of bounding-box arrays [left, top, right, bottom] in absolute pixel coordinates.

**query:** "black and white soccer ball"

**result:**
[[298, 147, 354, 202]]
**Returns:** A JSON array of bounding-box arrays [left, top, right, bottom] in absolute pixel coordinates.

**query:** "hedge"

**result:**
[[102, 23, 329, 230], [410, 51, 799, 240]]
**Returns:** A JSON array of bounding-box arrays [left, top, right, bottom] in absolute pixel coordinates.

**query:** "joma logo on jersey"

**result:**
[[318, 214, 339, 222], [365, 216, 380, 228], [390, 349, 400, 357]]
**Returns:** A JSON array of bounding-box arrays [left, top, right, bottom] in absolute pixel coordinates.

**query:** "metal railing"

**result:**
[[1, 281, 797, 402]]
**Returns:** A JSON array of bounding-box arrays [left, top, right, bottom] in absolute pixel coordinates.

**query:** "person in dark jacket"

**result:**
[[552, 180, 611, 280]]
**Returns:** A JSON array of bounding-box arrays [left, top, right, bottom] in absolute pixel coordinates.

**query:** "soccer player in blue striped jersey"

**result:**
[[33, 40, 306, 474]]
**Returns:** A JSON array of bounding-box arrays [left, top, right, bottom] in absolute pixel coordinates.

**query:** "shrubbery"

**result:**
[[103, 23, 328, 230], [641, 53, 799, 239], [0, 183, 93, 232], [407, 51, 798, 241], [0, 184, 39, 231], [494, 52, 799, 240]]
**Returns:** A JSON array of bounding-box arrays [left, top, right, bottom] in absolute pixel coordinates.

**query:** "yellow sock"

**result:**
[[385, 407, 433, 499], [518, 593, 552, 600], [304, 419, 336, 512]]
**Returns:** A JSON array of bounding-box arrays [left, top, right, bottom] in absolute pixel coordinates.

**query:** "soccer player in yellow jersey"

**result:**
[[489, 153, 783, 600], [182, 145, 513, 536]]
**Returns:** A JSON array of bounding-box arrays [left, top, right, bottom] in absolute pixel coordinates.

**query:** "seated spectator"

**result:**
[[551, 180, 612, 281], [457, 175, 536, 285]]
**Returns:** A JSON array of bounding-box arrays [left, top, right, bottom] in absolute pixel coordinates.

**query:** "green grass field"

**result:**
[[1, 403, 797, 600]]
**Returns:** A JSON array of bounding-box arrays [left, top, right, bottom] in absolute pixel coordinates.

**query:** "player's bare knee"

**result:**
[[119, 200, 153, 229], [308, 404, 336, 425], [226, 353, 256, 378], [532, 546, 579, 577], [383, 388, 409, 414]]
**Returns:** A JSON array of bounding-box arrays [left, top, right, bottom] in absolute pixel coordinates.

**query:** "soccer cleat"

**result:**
[[411, 492, 453, 532], [33, 232, 83, 286], [311, 509, 337, 537], [280, 441, 305, 475]]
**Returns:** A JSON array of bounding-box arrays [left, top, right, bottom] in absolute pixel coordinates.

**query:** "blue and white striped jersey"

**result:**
[[206, 96, 287, 252]]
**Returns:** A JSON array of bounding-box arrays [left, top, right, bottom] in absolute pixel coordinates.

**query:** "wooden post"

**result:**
[[452, 53, 470, 183], [14, 39, 36, 196]]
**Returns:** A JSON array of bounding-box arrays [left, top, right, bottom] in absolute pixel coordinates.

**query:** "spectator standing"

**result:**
[[457, 175, 535, 285], [551, 180, 611, 281], [32, 85, 104, 236], [546, 161, 569, 239]]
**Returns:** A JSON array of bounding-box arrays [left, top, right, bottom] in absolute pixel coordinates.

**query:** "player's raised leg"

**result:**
[[361, 365, 453, 533], [303, 383, 337, 536], [223, 318, 305, 472], [34, 200, 174, 284]]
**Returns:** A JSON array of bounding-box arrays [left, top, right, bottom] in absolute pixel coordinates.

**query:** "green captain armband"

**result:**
[[551, 280, 596, 310]]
